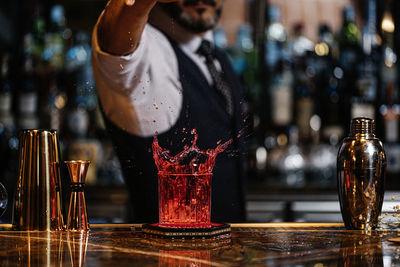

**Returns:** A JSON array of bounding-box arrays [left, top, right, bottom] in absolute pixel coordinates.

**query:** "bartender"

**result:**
[[92, 0, 247, 223]]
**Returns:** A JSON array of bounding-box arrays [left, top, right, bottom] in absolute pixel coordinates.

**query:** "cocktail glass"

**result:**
[[158, 172, 212, 228], [152, 129, 232, 232]]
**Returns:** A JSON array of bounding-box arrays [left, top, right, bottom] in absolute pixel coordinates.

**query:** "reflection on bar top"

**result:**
[[0, 222, 345, 230]]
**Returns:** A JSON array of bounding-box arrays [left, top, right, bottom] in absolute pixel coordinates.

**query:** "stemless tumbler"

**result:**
[[158, 172, 212, 228]]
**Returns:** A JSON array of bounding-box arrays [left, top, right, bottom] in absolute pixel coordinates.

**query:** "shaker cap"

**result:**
[[350, 117, 375, 137]]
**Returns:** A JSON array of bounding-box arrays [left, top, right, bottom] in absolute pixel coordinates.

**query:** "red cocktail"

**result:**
[[158, 172, 212, 228], [153, 129, 231, 228]]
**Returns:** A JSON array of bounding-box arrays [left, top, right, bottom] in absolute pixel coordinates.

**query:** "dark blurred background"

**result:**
[[0, 0, 399, 223]]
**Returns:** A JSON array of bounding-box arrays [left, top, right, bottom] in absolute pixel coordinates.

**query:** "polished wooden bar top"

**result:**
[[0, 223, 400, 266]]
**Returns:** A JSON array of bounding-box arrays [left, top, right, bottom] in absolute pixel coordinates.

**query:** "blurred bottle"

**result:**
[[379, 15, 398, 146], [380, 84, 400, 175], [321, 72, 345, 142], [314, 24, 335, 60], [213, 27, 228, 50], [261, 8, 290, 182], [279, 126, 306, 188], [336, 6, 361, 124], [229, 24, 258, 92], [227, 23, 263, 146], [270, 60, 293, 131], [0, 53, 18, 222], [351, 0, 379, 121], [303, 24, 344, 187], [289, 23, 315, 142], [337, 6, 361, 72], [65, 32, 97, 111], [40, 73, 67, 132], [379, 4, 397, 144], [64, 32, 102, 185], [380, 45, 397, 106], [96, 138, 125, 186], [18, 4, 46, 132], [380, 84, 399, 142], [289, 23, 314, 59], [65, 97, 102, 186], [361, 0, 379, 58], [314, 24, 345, 142], [42, 5, 71, 73], [0, 53, 15, 134], [264, 5, 288, 69], [262, 61, 292, 182], [38, 5, 71, 133], [25, 4, 46, 73], [308, 115, 337, 187], [264, 132, 287, 186], [17, 54, 39, 130], [293, 66, 314, 142]]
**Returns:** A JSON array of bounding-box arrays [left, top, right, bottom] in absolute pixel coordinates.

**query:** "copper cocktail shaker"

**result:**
[[12, 129, 64, 231], [337, 117, 386, 230]]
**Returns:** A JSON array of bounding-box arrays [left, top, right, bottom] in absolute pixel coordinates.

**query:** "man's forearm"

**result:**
[[97, 0, 157, 55]]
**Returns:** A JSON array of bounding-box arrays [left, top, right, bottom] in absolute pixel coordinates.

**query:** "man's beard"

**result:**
[[159, 1, 222, 33]]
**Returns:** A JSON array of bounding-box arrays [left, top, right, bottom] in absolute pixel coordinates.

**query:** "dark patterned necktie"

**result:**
[[197, 39, 233, 116]]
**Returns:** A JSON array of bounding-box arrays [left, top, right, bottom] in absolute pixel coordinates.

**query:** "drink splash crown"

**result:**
[[152, 129, 232, 175]]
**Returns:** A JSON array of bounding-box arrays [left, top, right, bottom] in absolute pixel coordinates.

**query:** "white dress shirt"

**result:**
[[91, 7, 216, 137]]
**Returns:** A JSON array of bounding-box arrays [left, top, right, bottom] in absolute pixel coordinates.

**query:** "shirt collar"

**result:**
[[149, 6, 214, 54], [184, 31, 214, 55]]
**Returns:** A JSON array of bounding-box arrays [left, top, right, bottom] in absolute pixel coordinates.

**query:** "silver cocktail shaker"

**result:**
[[337, 117, 386, 230]]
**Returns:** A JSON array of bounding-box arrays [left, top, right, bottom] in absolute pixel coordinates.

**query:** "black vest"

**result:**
[[103, 37, 247, 223]]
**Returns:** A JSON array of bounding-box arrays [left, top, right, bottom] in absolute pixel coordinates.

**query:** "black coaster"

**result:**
[[142, 223, 231, 239], [141, 234, 232, 249]]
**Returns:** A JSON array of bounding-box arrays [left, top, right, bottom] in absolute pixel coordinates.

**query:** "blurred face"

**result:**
[[159, 0, 223, 33]]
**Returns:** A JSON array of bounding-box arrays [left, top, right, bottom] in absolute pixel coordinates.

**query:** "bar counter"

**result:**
[[0, 223, 400, 266]]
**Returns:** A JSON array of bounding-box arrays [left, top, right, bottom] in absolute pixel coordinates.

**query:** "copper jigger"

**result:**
[[65, 160, 90, 232], [12, 129, 64, 231]]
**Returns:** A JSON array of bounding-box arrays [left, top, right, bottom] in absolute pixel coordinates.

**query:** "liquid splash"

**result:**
[[152, 129, 232, 175]]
